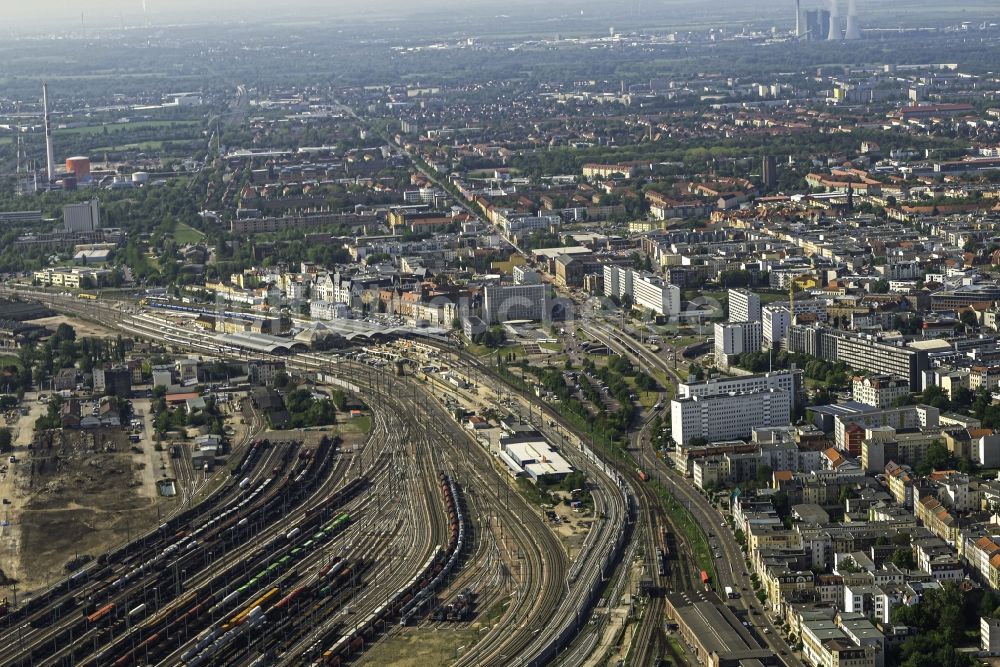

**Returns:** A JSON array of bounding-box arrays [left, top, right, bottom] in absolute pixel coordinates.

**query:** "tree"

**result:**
[[916, 441, 957, 475], [330, 389, 347, 412], [951, 386, 975, 412], [839, 485, 857, 504], [871, 279, 890, 294], [273, 371, 290, 388], [888, 547, 916, 570], [893, 583, 974, 667], [810, 388, 834, 407], [920, 386, 950, 412], [755, 464, 773, 487], [0, 428, 11, 453]]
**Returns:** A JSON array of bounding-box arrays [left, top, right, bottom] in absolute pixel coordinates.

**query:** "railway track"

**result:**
[[7, 293, 637, 667], [1, 436, 351, 666]]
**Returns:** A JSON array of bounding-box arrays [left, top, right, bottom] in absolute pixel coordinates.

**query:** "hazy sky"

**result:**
[[10, 0, 422, 27], [7, 0, 996, 31], [6, 0, 798, 28]]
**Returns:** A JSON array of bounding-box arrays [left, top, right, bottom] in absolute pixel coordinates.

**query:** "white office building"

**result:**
[[602, 265, 680, 317], [729, 288, 761, 323], [499, 213, 561, 236], [603, 264, 632, 301], [671, 389, 791, 445], [763, 305, 792, 349], [678, 369, 804, 409], [64, 200, 101, 232], [632, 273, 680, 316], [512, 266, 541, 285], [482, 283, 548, 324], [714, 320, 762, 368]]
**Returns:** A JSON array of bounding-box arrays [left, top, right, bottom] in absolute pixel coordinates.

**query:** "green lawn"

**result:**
[[54, 120, 200, 137], [89, 141, 166, 152], [466, 342, 500, 357], [173, 222, 205, 244], [332, 414, 372, 437], [0, 354, 20, 369], [651, 478, 717, 584], [652, 370, 674, 400], [624, 378, 659, 409], [758, 291, 789, 304]]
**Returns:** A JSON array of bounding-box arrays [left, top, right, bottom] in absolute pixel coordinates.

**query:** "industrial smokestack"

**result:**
[[844, 0, 862, 39], [42, 83, 55, 183], [827, 0, 841, 40]]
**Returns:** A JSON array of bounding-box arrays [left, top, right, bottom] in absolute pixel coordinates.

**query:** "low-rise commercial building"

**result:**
[[499, 437, 573, 482]]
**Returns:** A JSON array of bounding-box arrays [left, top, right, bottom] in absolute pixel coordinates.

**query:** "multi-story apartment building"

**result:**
[[787, 327, 928, 391], [861, 426, 943, 473], [801, 618, 877, 667], [832, 404, 940, 451], [851, 374, 911, 408], [498, 213, 562, 236], [582, 163, 636, 179]]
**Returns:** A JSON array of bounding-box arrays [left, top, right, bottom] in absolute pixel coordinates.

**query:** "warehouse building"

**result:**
[[499, 436, 573, 482], [664, 590, 779, 666]]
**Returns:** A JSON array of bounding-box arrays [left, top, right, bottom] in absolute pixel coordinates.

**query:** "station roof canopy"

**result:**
[[216, 331, 309, 355]]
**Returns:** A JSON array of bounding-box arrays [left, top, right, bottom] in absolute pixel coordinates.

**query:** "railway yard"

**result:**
[[0, 289, 790, 667]]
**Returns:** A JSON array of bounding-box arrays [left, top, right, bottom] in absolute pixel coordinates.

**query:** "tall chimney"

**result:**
[[795, 0, 802, 37], [42, 83, 55, 183]]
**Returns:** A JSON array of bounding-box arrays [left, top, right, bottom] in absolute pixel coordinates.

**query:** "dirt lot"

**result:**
[[31, 315, 118, 339], [8, 427, 169, 594], [358, 626, 482, 667]]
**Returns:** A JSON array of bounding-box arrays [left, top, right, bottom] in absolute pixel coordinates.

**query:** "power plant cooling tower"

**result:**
[[844, 0, 862, 39]]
